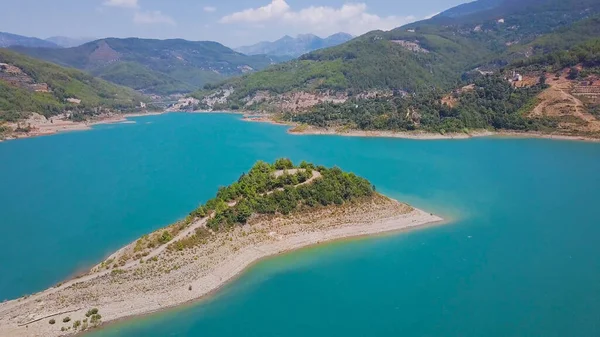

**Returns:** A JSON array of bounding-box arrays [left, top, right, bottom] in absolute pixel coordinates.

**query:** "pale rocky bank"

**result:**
[[0, 194, 441, 337]]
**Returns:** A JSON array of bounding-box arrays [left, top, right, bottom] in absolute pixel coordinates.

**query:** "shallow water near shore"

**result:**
[[1, 113, 600, 336]]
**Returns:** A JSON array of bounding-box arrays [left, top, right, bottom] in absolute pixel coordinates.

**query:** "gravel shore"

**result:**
[[0, 194, 441, 337]]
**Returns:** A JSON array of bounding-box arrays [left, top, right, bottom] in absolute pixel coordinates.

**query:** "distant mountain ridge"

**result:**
[[11, 38, 279, 95], [45, 36, 96, 48], [0, 32, 58, 49], [235, 33, 353, 57], [435, 0, 503, 18], [194, 0, 600, 129], [215, 0, 600, 98]]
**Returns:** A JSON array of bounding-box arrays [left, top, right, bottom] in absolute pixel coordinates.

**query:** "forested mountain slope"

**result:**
[[190, 0, 600, 138], [0, 49, 146, 122], [11, 38, 278, 95], [0, 32, 59, 49], [506, 16, 600, 59], [194, 0, 600, 112], [287, 38, 600, 137]]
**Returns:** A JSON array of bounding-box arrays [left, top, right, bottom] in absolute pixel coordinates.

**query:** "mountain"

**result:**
[[0, 32, 58, 48], [507, 16, 600, 58], [435, 0, 504, 19], [197, 0, 600, 107], [193, 0, 600, 138], [45, 36, 95, 48], [234, 33, 353, 58], [11, 38, 278, 95], [0, 49, 146, 122]]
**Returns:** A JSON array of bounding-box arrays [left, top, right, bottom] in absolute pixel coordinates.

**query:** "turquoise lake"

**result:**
[[1, 113, 600, 336]]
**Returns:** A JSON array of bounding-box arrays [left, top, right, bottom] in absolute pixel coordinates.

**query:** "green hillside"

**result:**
[[507, 16, 600, 59], [197, 0, 600, 108], [0, 49, 146, 121], [88, 61, 196, 95], [288, 74, 551, 134], [199, 30, 488, 103], [286, 37, 600, 136], [512, 38, 600, 71], [11, 38, 277, 95]]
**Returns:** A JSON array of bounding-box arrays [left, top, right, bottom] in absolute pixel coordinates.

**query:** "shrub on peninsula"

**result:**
[[182, 159, 374, 233], [85, 308, 99, 317]]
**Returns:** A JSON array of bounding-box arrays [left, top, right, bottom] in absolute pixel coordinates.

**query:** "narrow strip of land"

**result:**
[[0, 162, 441, 337]]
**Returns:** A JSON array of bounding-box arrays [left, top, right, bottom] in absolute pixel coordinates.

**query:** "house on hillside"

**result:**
[[508, 71, 523, 84], [515, 73, 523, 82]]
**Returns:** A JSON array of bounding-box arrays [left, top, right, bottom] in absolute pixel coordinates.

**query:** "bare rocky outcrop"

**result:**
[[254, 91, 349, 112], [390, 40, 430, 53], [197, 86, 394, 113], [441, 84, 475, 108], [201, 88, 234, 107]]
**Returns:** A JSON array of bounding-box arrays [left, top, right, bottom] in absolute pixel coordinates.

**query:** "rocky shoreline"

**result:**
[[241, 115, 600, 142], [0, 194, 441, 337], [3, 110, 598, 143], [0, 111, 165, 142]]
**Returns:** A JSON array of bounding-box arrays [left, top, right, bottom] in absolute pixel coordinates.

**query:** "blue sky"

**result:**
[[0, 0, 466, 47]]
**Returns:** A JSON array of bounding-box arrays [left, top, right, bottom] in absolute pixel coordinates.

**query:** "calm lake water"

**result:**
[[1, 113, 600, 336]]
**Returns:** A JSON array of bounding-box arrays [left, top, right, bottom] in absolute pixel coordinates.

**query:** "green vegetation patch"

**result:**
[[11, 38, 278, 95], [0, 49, 147, 121], [512, 38, 600, 74], [288, 74, 552, 133], [168, 159, 374, 251]]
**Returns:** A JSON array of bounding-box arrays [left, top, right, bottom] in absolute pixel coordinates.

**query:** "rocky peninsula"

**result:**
[[0, 159, 441, 337]]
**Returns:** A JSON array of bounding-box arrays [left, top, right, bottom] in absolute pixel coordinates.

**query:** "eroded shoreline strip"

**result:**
[[4, 110, 600, 143], [0, 195, 442, 337]]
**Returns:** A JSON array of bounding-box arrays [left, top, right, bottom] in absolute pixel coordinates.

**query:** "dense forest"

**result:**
[[167, 159, 374, 251], [508, 16, 600, 58], [11, 38, 276, 95], [285, 37, 600, 134], [198, 0, 600, 107], [288, 75, 553, 133], [512, 38, 600, 74], [88, 62, 198, 96], [198, 31, 487, 105]]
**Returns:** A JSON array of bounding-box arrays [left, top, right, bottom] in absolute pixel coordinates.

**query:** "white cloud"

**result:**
[[424, 12, 440, 19], [204, 6, 217, 13], [134, 10, 176, 25], [103, 0, 138, 8], [219, 0, 415, 36], [221, 0, 289, 23]]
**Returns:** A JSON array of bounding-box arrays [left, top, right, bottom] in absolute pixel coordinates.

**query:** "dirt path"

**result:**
[[268, 170, 322, 195], [530, 74, 600, 133], [0, 170, 324, 318]]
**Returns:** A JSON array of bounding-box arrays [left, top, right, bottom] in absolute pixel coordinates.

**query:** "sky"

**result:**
[[0, 0, 467, 47]]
